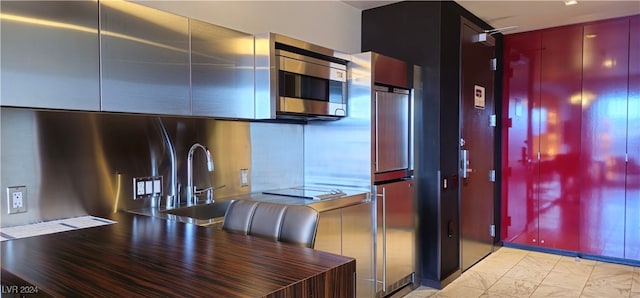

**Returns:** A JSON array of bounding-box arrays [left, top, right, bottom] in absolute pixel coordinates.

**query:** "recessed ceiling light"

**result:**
[[564, 0, 578, 6]]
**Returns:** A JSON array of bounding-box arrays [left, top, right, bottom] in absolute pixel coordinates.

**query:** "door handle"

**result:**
[[461, 149, 473, 178]]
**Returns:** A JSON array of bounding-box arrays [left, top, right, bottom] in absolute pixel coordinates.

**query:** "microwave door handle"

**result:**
[[279, 55, 346, 82]]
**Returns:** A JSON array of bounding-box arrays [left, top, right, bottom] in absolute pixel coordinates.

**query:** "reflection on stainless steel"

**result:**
[[0, 1, 100, 111], [158, 118, 179, 209], [186, 143, 215, 206], [190, 19, 255, 119], [249, 123, 304, 191], [100, 0, 191, 115], [0, 108, 304, 227]]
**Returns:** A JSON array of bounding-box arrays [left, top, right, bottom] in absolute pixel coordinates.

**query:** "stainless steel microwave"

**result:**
[[254, 33, 350, 121], [276, 49, 347, 119]]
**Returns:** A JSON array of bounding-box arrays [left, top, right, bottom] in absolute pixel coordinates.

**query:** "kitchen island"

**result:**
[[0, 212, 355, 297]]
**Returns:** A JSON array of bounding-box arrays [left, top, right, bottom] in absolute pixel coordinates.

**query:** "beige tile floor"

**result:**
[[404, 247, 640, 298]]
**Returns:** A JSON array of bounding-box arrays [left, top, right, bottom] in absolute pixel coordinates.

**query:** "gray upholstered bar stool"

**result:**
[[222, 201, 319, 248]]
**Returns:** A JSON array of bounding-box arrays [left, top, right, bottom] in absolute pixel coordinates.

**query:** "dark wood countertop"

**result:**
[[0, 212, 355, 297]]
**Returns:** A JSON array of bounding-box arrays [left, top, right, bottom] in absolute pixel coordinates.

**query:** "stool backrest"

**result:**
[[221, 200, 259, 234], [222, 201, 319, 248], [280, 205, 319, 248]]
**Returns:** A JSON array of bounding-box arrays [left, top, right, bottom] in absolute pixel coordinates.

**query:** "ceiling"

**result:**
[[344, 1, 640, 34]]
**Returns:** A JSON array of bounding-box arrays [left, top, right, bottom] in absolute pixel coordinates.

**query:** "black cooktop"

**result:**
[[262, 187, 346, 201]]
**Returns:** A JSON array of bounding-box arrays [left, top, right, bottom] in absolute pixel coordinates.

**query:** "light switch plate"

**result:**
[[7, 186, 27, 214], [133, 176, 163, 199], [240, 169, 249, 187]]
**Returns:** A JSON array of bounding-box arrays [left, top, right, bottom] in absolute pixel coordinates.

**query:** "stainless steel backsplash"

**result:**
[[0, 108, 303, 227]]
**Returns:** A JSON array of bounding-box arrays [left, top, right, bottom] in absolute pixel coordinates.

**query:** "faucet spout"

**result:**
[[186, 143, 214, 206]]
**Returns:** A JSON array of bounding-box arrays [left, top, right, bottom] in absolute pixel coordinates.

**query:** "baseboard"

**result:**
[[502, 242, 640, 267], [419, 269, 461, 290]]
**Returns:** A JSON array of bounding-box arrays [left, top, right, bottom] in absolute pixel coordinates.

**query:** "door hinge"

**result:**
[[626, 153, 629, 162], [490, 58, 497, 71], [538, 151, 541, 161], [490, 224, 496, 238], [489, 169, 496, 182], [489, 114, 497, 127]]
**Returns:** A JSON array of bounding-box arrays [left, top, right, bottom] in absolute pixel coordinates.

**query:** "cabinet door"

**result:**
[[0, 1, 100, 111], [374, 90, 410, 175], [342, 202, 375, 298], [580, 19, 629, 258], [314, 209, 341, 255], [502, 32, 541, 246], [625, 15, 640, 261], [191, 19, 255, 119], [100, 1, 190, 115], [376, 180, 414, 294], [537, 25, 583, 251]]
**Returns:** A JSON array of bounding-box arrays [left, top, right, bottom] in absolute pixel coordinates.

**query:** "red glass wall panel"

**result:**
[[580, 19, 630, 258], [625, 15, 640, 261], [537, 25, 583, 251], [502, 32, 541, 246]]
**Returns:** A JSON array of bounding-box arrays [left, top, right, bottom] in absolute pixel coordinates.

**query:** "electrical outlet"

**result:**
[[136, 181, 145, 195], [13, 192, 23, 208], [7, 186, 27, 214]]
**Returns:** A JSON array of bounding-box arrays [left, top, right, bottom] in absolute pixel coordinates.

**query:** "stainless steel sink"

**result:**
[[161, 200, 234, 220], [129, 200, 235, 228]]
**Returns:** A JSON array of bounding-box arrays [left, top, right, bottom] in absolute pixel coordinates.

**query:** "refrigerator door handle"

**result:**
[[381, 187, 387, 291]]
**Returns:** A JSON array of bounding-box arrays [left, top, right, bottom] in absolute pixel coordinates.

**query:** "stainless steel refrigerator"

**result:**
[[373, 84, 415, 296]]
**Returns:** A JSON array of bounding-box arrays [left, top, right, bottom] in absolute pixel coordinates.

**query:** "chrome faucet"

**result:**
[[186, 143, 214, 206]]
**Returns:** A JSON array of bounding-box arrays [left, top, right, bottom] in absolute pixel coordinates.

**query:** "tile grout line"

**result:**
[[579, 260, 598, 298], [527, 252, 562, 298]]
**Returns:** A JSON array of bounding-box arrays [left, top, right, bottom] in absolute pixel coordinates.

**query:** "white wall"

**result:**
[[135, 1, 362, 54]]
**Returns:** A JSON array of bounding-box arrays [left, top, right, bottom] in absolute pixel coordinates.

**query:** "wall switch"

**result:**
[[7, 186, 27, 214], [145, 181, 153, 195], [240, 169, 249, 187], [153, 178, 162, 195]]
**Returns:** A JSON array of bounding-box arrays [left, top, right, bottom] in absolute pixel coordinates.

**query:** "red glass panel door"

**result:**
[[502, 32, 541, 246], [625, 15, 640, 261], [537, 25, 583, 251], [580, 19, 630, 258]]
